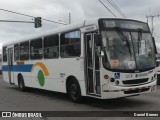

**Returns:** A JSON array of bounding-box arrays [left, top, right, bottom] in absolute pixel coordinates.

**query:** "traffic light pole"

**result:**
[[0, 19, 42, 28], [0, 20, 34, 23], [0, 16, 65, 28]]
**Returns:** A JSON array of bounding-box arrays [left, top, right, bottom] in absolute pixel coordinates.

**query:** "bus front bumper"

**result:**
[[102, 79, 157, 99]]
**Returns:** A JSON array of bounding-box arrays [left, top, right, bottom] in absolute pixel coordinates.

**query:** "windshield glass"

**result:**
[[131, 32, 155, 69], [102, 31, 155, 71]]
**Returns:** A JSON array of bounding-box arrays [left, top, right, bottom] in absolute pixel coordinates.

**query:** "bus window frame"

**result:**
[[43, 34, 59, 59], [2, 46, 7, 62], [20, 41, 30, 61], [60, 29, 81, 58], [30, 38, 43, 60], [14, 44, 20, 61]]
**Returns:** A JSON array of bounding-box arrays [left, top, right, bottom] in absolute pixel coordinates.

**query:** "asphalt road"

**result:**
[[0, 75, 160, 120]]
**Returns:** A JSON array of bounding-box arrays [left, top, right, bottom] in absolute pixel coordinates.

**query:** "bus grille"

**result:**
[[122, 78, 149, 85], [124, 88, 150, 94]]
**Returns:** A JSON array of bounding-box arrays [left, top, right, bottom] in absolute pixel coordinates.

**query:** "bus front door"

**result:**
[[8, 48, 14, 85], [85, 33, 101, 95]]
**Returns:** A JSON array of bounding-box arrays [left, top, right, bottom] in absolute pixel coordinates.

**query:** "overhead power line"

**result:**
[[106, 0, 127, 18], [0, 8, 67, 25], [99, 0, 116, 17]]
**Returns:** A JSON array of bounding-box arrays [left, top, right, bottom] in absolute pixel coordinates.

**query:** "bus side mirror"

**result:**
[[95, 34, 102, 46], [94, 34, 104, 57], [152, 37, 157, 54], [156, 58, 160, 67], [155, 54, 160, 59]]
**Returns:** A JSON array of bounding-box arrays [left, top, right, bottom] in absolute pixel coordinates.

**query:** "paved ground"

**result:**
[[0, 75, 160, 120]]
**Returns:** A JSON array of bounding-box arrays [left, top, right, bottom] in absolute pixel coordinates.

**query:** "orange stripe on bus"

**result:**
[[32, 62, 49, 76]]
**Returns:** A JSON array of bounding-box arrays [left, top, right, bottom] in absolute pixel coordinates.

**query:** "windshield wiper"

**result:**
[[137, 28, 143, 54], [115, 27, 132, 56]]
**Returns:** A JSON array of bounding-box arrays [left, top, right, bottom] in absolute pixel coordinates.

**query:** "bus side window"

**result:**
[[20, 42, 29, 60], [30, 38, 43, 60], [44, 34, 59, 59], [60, 30, 81, 58], [3, 47, 7, 62], [14, 44, 20, 61]]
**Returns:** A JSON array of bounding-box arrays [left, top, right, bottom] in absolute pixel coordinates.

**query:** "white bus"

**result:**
[[2, 18, 157, 102]]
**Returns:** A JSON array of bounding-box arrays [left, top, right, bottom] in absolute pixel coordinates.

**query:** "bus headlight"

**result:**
[[115, 80, 120, 85], [110, 78, 115, 82], [104, 74, 109, 80]]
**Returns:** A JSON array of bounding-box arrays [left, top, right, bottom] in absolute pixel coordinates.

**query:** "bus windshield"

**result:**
[[102, 30, 155, 71]]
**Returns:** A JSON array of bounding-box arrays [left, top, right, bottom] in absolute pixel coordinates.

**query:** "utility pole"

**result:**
[[146, 14, 160, 35]]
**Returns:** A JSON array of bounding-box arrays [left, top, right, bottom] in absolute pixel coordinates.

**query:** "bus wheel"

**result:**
[[18, 75, 26, 92], [157, 75, 160, 85], [68, 79, 82, 103]]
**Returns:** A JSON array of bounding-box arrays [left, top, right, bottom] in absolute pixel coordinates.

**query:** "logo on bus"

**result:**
[[31, 62, 49, 87], [114, 73, 120, 79]]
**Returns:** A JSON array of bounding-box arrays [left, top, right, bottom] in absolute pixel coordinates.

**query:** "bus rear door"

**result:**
[[7, 47, 14, 85]]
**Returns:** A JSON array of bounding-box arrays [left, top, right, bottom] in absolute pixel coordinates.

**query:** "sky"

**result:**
[[0, 0, 160, 53]]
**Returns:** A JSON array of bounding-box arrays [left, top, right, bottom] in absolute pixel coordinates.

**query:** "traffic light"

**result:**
[[34, 17, 42, 28]]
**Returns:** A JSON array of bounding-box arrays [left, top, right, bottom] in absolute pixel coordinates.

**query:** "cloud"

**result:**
[[0, 0, 160, 51]]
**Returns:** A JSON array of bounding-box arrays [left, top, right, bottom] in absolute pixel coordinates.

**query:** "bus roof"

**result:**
[[3, 17, 146, 47]]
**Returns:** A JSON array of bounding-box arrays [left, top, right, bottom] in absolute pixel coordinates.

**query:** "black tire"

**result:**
[[68, 79, 82, 103], [18, 75, 26, 91], [157, 75, 160, 85]]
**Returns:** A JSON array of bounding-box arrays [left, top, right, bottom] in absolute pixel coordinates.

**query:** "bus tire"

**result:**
[[157, 74, 160, 85], [68, 78, 82, 103], [18, 75, 26, 92]]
